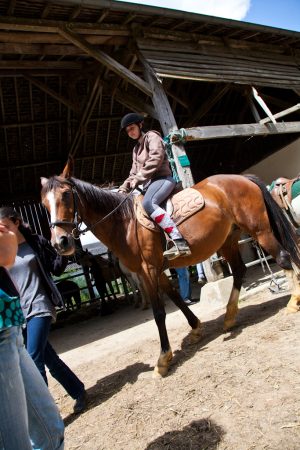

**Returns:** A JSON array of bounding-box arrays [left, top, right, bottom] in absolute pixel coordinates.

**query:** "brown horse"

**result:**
[[41, 169, 300, 376]]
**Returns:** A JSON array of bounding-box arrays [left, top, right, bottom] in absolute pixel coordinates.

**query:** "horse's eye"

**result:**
[[61, 191, 71, 202]]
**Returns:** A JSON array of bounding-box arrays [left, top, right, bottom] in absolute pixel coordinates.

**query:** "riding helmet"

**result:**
[[120, 113, 144, 131]]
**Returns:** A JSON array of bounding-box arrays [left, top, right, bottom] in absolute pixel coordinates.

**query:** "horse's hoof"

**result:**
[[153, 365, 168, 378], [223, 319, 236, 332], [286, 297, 300, 313], [153, 350, 173, 377], [189, 320, 202, 344], [286, 305, 300, 313]]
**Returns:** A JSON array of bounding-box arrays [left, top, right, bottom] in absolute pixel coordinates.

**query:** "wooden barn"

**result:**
[[0, 0, 300, 206]]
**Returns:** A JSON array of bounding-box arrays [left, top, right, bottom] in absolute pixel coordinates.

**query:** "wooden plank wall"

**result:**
[[138, 38, 300, 89]]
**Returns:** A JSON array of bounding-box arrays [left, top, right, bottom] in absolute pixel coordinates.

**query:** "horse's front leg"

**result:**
[[153, 306, 173, 377], [142, 266, 173, 377], [159, 272, 202, 343]]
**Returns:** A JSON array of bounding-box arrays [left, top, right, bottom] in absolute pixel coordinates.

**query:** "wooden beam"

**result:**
[[7, 0, 16, 16], [58, 26, 152, 97], [23, 74, 80, 113], [69, 76, 102, 158], [0, 60, 84, 70], [0, 70, 72, 78], [0, 43, 86, 55], [252, 87, 276, 124], [247, 96, 262, 122], [69, 5, 81, 21], [0, 31, 127, 46], [0, 16, 299, 61], [41, 3, 52, 19], [179, 122, 300, 142], [260, 103, 300, 124]]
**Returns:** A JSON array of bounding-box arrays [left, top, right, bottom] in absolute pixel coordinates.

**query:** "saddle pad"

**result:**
[[134, 188, 205, 232]]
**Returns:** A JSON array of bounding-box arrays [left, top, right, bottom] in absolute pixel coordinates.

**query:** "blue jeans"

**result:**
[[175, 267, 191, 300], [0, 326, 64, 450], [26, 316, 84, 399], [196, 262, 205, 278]]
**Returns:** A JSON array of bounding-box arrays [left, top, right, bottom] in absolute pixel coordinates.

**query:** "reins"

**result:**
[[50, 180, 135, 239]]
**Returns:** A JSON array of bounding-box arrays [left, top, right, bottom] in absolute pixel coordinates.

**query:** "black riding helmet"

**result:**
[[120, 112, 144, 131]]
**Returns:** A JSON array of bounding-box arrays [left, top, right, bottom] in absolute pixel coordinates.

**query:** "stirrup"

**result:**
[[163, 240, 180, 260], [163, 238, 191, 260]]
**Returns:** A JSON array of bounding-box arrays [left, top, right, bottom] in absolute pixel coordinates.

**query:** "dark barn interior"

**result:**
[[0, 0, 300, 205]]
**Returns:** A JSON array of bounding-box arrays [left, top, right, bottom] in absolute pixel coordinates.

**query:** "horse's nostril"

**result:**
[[59, 235, 69, 248]]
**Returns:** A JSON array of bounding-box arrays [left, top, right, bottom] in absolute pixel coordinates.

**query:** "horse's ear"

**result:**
[[61, 156, 74, 179], [41, 177, 48, 187]]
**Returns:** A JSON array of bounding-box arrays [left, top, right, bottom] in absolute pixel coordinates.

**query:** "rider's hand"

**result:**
[[130, 179, 138, 189]]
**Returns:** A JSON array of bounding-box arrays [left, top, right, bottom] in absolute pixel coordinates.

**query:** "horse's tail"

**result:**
[[244, 174, 300, 269]]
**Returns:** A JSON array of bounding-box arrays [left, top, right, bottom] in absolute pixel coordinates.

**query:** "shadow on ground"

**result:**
[[145, 418, 224, 450], [64, 361, 152, 427]]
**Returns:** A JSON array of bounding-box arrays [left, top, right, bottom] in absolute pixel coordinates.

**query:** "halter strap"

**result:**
[[50, 184, 82, 239]]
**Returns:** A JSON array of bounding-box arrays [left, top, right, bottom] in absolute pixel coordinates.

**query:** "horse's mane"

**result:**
[[42, 175, 134, 220]]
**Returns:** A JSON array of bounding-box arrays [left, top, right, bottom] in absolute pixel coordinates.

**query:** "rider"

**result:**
[[118, 112, 191, 260]]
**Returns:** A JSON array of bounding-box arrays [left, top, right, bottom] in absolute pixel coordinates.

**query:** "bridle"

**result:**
[[49, 181, 83, 239], [49, 179, 134, 239]]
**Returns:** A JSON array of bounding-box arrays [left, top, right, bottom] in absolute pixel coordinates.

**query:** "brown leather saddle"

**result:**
[[270, 176, 299, 210], [270, 176, 300, 230], [134, 187, 205, 232]]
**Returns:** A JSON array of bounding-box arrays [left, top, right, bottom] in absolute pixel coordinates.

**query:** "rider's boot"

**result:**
[[150, 207, 191, 260]]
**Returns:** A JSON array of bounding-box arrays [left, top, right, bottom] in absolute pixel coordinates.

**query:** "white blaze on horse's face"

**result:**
[[47, 191, 58, 240], [44, 188, 76, 256]]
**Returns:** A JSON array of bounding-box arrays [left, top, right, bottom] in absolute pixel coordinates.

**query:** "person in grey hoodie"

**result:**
[[0, 206, 87, 414]]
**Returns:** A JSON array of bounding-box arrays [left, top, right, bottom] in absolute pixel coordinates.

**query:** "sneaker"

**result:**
[[73, 390, 87, 414], [183, 298, 197, 305], [163, 239, 191, 260], [198, 277, 207, 286]]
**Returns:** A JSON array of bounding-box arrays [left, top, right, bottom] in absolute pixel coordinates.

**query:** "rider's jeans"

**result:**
[[0, 326, 64, 450]]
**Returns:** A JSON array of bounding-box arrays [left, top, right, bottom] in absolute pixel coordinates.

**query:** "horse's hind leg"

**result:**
[[219, 232, 247, 331], [285, 269, 300, 312], [159, 272, 202, 343], [252, 228, 300, 312]]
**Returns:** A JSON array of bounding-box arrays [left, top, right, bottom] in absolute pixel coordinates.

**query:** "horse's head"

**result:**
[[41, 175, 79, 256]]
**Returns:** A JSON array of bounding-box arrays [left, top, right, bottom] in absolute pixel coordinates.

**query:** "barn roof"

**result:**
[[1, 0, 300, 203]]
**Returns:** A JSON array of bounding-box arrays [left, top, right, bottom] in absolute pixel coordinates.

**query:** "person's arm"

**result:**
[[0, 224, 18, 268]]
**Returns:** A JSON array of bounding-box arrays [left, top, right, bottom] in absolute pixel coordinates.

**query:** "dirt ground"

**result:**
[[49, 266, 300, 450]]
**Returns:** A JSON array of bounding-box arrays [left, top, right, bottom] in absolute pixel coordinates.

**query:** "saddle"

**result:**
[[270, 175, 300, 228], [134, 187, 205, 232]]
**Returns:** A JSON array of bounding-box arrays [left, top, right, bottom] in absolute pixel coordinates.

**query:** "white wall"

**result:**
[[244, 137, 300, 184]]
